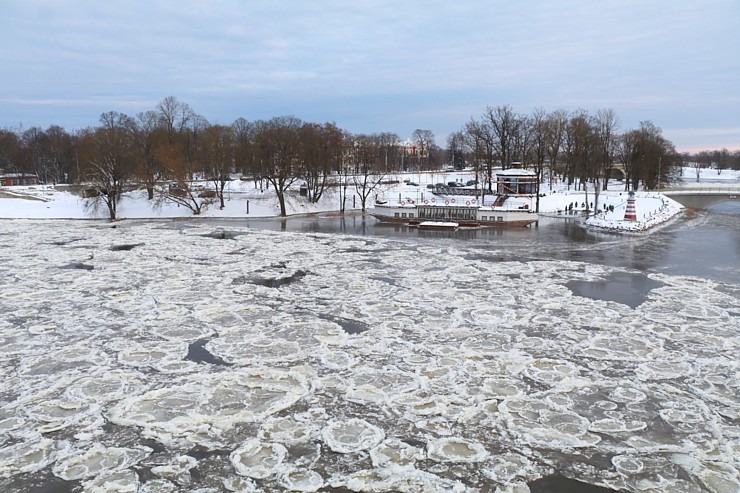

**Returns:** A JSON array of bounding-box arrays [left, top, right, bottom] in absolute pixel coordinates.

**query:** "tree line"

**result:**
[[0, 97, 442, 219], [1, 96, 737, 219], [450, 105, 737, 212]]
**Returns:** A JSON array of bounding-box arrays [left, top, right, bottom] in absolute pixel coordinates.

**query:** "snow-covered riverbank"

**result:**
[[1, 167, 737, 232]]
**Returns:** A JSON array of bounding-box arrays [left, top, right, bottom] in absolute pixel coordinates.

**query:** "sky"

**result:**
[[1, 0, 739, 152]]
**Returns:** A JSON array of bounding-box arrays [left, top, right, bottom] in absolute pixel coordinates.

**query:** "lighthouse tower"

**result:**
[[623, 191, 637, 221]]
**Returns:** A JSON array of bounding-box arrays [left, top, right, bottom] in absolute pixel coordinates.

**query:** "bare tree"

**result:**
[[232, 117, 265, 188], [22, 127, 51, 182], [44, 125, 75, 184], [133, 110, 164, 200], [529, 108, 549, 212], [544, 109, 567, 190], [300, 122, 343, 203], [564, 110, 601, 213], [154, 148, 208, 216], [253, 117, 302, 216], [512, 115, 533, 166], [198, 124, 235, 209], [464, 118, 495, 197], [412, 129, 435, 169], [637, 121, 674, 189], [589, 109, 619, 210], [153, 111, 210, 216], [336, 144, 351, 214], [348, 134, 388, 211], [157, 96, 194, 140], [714, 149, 730, 175], [616, 121, 674, 191], [0, 128, 23, 173], [447, 131, 466, 169], [618, 129, 640, 191], [82, 112, 137, 220], [483, 105, 519, 169], [377, 132, 401, 171]]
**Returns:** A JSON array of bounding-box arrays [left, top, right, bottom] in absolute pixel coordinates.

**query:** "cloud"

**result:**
[[0, 0, 738, 149], [1, 96, 155, 109]]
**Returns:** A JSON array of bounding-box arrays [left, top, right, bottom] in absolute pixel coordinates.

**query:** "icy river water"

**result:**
[[0, 203, 738, 493]]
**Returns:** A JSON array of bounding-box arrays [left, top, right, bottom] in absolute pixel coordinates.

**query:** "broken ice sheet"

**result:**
[[0, 220, 738, 492]]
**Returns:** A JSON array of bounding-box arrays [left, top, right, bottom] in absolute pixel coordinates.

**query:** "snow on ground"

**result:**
[[0, 167, 738, 231]]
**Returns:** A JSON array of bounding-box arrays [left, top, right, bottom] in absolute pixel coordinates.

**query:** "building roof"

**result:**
[[0, 173, 38, 178], [495, 169, 537, 177]]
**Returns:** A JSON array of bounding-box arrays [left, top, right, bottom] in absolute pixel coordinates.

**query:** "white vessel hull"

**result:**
[[370, 202, 537, 227]]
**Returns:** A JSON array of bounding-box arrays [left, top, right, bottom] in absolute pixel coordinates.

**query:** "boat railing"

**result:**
[[431, 186, 482, 197]]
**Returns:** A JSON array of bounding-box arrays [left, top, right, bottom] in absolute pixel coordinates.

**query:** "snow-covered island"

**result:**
[[1, 167, 738, 233]]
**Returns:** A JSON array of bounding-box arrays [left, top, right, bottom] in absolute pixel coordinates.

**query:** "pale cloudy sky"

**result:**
[[1, 0, 738, 152]]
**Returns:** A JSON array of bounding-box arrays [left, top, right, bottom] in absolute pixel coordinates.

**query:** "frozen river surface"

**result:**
[[0, 219, 738, 493]]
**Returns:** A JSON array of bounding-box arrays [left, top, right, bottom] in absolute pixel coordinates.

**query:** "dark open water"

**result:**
[[205, 201, 740, 287]]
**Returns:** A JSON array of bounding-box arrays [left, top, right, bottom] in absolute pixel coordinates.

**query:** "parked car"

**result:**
[[466, 179, 479, 186], [447, 181, 460, 187]]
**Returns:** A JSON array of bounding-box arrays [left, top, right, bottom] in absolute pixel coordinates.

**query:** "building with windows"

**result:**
[[0, 173, 39, 186], [495, 169, 537, 195]]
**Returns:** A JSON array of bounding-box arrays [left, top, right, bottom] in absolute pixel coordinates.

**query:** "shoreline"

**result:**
[[583, 208, 686, 234], [0, 170, 730, 233]]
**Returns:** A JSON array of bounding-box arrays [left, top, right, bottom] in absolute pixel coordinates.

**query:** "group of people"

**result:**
[[559, 201, 616, 215]]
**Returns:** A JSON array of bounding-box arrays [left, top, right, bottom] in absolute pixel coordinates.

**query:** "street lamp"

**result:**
[[657, 156, 662, 189]]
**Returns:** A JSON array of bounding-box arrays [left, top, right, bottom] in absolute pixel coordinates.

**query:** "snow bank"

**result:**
[[1, 167, 737, 232]]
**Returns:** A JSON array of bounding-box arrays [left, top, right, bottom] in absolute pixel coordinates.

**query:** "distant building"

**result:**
[[0, 173, 39, 186]]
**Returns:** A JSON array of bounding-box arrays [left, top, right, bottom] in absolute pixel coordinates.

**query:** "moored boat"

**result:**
[[371, 197, 537, 227]]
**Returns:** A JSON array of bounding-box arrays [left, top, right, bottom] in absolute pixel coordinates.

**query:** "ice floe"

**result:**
[[52, 443, 151, 481], [230, 439, 288, 479], [107, 369, 309, 447], [321, 418, 385, 453], [0, 219, 738, 492], [427, 437, 488, 463], [0, 437, 59, 478]]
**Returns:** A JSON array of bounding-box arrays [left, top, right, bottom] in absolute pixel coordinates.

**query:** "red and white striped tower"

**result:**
[[623, 191, 637, 221]]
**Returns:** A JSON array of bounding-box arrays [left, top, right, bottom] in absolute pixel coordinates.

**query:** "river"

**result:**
[[220, 201, 740, 285], [0, 204, 737, 493]]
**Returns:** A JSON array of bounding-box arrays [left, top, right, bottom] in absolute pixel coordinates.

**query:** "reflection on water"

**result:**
[[566, 272, 664, 308], [530, 476, 624, 493], [656, 205, 740, 283], [206, 205, 739, 284]]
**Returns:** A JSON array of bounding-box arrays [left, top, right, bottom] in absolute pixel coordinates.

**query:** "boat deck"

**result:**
[[416, 221, 459, 230]]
